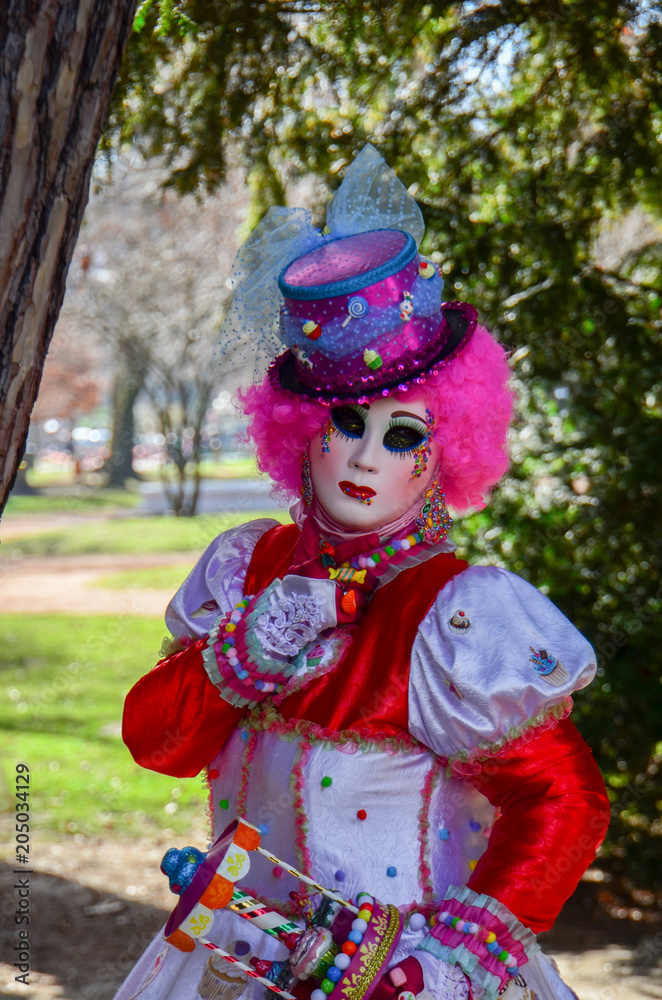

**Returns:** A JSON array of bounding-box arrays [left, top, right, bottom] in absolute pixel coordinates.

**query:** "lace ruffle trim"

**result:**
[[244, 704, 428, 756], [443, 698, 574, 776], [417, 758, 442, 907]]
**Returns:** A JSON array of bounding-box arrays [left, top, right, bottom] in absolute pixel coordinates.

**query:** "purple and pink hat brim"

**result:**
[[270, 300, 478, 404]]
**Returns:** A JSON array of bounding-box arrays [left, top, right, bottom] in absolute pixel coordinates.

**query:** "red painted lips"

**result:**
[[339, 481, 377, 500]]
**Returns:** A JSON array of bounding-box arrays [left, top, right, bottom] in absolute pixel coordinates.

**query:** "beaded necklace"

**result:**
[[323, 529, 427, 586]]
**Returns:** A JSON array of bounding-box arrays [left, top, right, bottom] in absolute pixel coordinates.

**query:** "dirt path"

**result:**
[[0, 552, 192, 616]]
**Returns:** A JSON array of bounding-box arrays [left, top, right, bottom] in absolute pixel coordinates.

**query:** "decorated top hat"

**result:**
[[214, 145, 477, 402], [272, 227, 476, 402]]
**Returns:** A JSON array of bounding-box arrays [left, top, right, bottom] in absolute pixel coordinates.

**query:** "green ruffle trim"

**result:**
[[243, 704, 428, 756], [444, 697, 573, 776], [202, 634, 257, 710], [417, 885, 539, 1000]]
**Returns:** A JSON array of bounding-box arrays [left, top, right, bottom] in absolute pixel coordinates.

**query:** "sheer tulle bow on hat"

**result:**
[[212, 145, 425, 382]]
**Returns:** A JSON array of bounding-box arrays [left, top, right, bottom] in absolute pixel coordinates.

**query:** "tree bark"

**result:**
[[106, 363, 144, 486], [0, 0, 138, 513]]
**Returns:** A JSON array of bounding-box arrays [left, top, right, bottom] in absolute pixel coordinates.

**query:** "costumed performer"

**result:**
[[115, 146, 610, 1000]]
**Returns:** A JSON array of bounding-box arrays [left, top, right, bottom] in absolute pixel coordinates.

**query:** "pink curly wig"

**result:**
[[238, 325, 513, 514]]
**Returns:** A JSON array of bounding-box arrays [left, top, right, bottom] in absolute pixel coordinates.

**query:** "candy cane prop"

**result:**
[[227, 888, 301, 938], [254, 846, 359, 914], [160, 818, 406, 1000]]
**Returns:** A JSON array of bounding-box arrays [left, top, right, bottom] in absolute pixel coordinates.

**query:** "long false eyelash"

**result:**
[[331, 424, 359, 443], [330, 406, 366, 441], [388, 416, 429, 433], [384, 417, 429, 455]]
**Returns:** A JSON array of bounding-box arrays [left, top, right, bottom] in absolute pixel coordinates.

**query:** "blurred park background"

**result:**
[[1, 1, 662, 997]]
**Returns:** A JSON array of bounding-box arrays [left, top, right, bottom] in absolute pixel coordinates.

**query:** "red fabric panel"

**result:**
[[122, 524, 299, 778], [244, 520, 469, 739], [371, 956, 425, 1000], [122, 639, 244, 777], [465, 717, 611, 933], [243, 522, 300, 596], [276, 553, 468, 738]]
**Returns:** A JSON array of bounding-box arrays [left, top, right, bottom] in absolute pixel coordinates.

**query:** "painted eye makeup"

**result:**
[[330, 405, 367, 441], [383, 418, 428, 454]]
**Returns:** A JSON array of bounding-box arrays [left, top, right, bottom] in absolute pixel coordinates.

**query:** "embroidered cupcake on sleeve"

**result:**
[[529, 647, 570, 687]]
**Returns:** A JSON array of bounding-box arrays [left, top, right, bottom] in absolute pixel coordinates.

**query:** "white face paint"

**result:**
[[308, 395, 439, 531]]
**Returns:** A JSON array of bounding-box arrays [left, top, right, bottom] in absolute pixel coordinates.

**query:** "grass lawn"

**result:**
[[5, 489, 141, 517], [140, 456, 259, 481], [0, 614, 210, 839], [22, 455, 260, 489], [4, 488, 142, 516], [93, 565, 192, 591], [10, 510, 289, 557]]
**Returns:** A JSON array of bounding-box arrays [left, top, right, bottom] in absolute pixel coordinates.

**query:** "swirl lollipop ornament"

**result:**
[[341, 295, 369, 327]]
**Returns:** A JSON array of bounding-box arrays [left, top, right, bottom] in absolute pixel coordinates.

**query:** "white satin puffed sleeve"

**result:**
[[408, 565, 597, 763], [165, 517, 280, 640]]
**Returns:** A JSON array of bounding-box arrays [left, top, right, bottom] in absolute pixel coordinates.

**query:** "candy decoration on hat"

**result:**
[[399, 291, 414, 321], [342, 295, 369, 327], [161, 846, 207, 895], [419, 261, 436, 279], [292, 344, 313, 370], [363, 349, 383, 370], [303, 320, 323, 340]]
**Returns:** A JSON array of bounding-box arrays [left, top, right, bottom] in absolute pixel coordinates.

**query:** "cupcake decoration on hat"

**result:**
[[213, 145, 477, 400]]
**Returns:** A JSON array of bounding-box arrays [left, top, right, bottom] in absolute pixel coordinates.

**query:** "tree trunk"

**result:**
[[0, 0, 138, 514], [106, 368, 143, 486]]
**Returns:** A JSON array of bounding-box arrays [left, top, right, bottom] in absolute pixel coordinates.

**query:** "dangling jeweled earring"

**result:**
[[321, 418, 333, 454], [416, 477, 452, 543], [301, 452, 313, 510]]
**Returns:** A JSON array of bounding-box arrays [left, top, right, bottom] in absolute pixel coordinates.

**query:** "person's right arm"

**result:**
[[122, 640, 245, 778]]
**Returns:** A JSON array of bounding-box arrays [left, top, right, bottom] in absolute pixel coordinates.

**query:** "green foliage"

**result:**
[[106, 1, 662, 887], [0, 615, 206, 837]]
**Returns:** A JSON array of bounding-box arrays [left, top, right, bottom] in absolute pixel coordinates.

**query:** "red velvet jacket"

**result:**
[[123, 523, 610, 933]]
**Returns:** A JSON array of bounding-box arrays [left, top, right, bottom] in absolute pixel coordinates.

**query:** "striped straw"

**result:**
[[255, 847, 359, 913], [228, 888, 301, 938], [198, 943, 296, 1000]]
